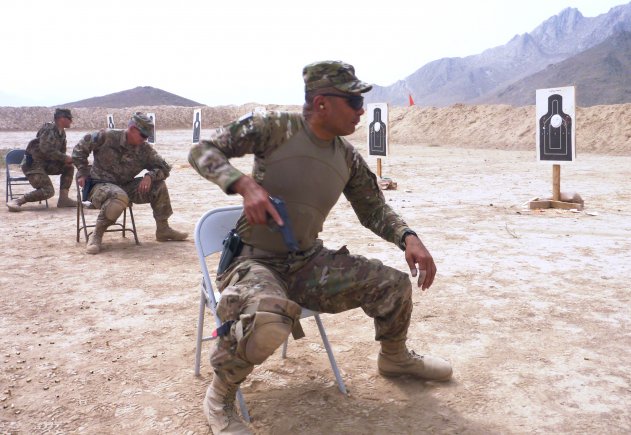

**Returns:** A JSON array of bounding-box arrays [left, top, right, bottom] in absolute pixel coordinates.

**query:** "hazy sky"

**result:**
[[1, 0, 627, 107]]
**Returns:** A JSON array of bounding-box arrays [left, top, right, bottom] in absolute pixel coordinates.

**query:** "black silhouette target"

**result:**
[[367, 104, 388, 156], [192, 109, 201, 144], [539, 94, 572, 161], [536, 87, 575, 163]]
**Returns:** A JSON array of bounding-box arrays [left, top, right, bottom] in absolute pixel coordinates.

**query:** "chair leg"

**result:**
[[76, 199, 81, 242], [127, 206, 140, 245], [195, 290, 207, 377], [281, 338, 289, 358], [236, 388, 250, 423], [122, 208, 127, 238], [79, 201, 90, 243], [314, 314, 347, 395]]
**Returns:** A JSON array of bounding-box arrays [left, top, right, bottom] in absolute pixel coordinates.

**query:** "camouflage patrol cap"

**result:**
[[54, 108, 73, 120], [129, 112, 154, 137], [303, 60, 372, 94]]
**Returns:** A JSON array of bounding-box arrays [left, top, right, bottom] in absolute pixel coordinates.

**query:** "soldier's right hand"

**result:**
[[77, 176, 87, 188], [231, 175, 283, 226]]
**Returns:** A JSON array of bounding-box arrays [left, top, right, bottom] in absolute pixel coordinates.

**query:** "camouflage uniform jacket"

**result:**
[[189, 111, 413, 251], [73, 129, 170, 185], [27, 122, 67, 163]]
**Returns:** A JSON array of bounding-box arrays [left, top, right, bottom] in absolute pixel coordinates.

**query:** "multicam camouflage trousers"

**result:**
[[212, 239, 413, 384], [21, 160, 74, 202], [88, 177, 173, 222]]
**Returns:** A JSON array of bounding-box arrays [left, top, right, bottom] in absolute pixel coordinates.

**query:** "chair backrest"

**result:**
[[194, 205, 244, 257], [194, 205, 244, 317], [6, 149, 25, 166]]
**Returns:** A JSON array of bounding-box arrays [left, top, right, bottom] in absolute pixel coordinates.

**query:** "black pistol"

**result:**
[[81, 177, 93, 202], [268, 196, 299, 252]]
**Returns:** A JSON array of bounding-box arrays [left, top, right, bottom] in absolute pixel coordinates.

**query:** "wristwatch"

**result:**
[[400, 229, 418, 250]]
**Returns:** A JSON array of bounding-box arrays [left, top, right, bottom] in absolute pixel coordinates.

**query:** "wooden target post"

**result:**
[[529, 164, 582, 210]]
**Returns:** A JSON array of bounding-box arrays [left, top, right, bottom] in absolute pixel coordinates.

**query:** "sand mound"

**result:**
[[350, 103, 631, 154], [1, 103, 629, 154], [0, 104, 301, 131]]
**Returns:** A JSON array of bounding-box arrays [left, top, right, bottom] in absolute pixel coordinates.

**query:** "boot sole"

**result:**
[[378, 368, 452, 381]]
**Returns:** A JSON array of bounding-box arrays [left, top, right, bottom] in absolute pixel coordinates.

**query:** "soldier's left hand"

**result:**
[[404, 234, 436, 290], [138, 174, 152, 194]]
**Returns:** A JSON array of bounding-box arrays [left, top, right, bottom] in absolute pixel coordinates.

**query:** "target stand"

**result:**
[[529, 164, 583, 211]]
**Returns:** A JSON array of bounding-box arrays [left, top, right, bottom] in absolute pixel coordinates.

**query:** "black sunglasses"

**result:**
[[135, 126, 149, 139], [320, 93, 364, 110]]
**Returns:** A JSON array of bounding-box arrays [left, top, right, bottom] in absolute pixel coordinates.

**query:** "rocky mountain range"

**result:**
[[367, 2, 631, 107], [478, 30, 631, 106], [59, 86, 202, 108]]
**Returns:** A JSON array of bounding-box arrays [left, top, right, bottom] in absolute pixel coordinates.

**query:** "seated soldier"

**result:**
[[189, 60, 452, 434], [72, 112, 187, 254], [8, 108, 77, 211]]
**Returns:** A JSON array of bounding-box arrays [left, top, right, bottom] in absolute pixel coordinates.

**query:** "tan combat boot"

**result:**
[[378, 340, 452, 381], [7, 197, 26, 212], [203, 376, 251, 435], [57, 189, 77, 208], [86, 221, 108, 255], [155, 220, 188, 242]]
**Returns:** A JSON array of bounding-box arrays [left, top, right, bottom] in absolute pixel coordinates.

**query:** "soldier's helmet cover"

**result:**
[[130, 112, 154, 137], [54, 108, 73, 120], [303, 60, 372, 94]]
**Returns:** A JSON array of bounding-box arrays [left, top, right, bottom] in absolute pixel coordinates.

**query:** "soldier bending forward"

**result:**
[[73, 112, 187, 254]]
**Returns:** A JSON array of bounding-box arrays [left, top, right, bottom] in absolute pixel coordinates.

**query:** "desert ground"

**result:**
[[1, 106, 630, 434]]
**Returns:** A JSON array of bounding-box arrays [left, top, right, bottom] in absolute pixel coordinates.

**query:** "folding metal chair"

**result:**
[[5, 149, 48, 208], [193, 206, 347, 422], [75, 179, 139, 245]]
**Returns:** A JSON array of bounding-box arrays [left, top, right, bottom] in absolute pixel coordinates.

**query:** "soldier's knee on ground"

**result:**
[[235, 296, 302, 365], [103, 198, 128, 221]]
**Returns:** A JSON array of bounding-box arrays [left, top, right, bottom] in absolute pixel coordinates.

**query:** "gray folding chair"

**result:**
[[5, 149, 48, 208], [193, 206, 347, 422]]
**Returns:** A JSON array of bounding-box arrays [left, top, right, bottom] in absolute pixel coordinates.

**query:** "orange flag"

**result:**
[[408, 94, 415, 106]]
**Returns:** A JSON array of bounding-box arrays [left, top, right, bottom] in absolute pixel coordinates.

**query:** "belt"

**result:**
[[240, 242, 320, 259], [240, 243, 291, 258]]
